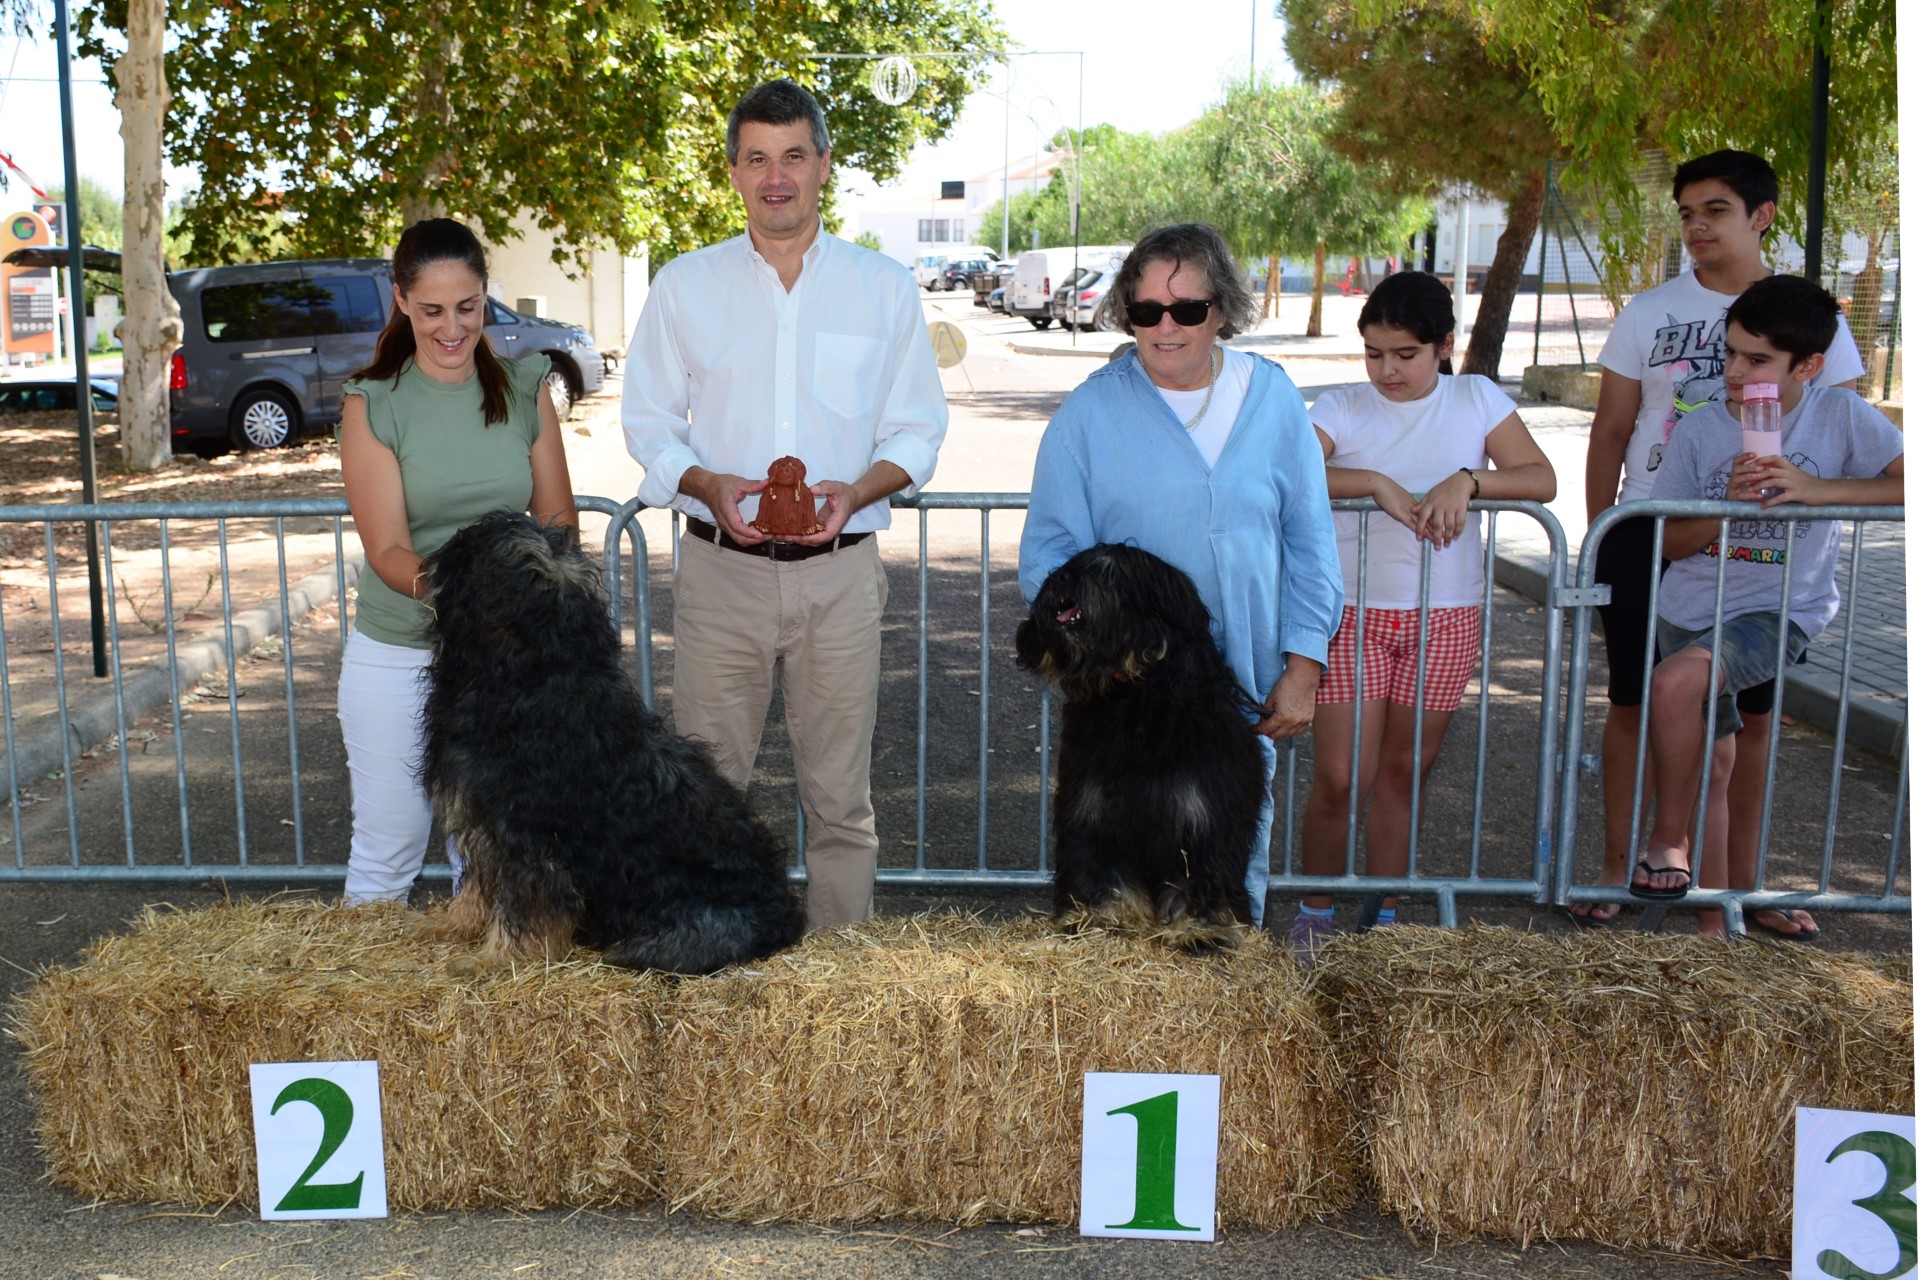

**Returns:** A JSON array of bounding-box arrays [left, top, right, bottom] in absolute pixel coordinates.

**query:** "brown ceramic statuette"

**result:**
[[750, 455, 825, 538]]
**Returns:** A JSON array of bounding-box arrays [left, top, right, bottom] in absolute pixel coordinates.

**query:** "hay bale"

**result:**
[[1309, 925, 1915, 1257], [655, 913, 1355, 1227], [10, 900, 668, 1210]]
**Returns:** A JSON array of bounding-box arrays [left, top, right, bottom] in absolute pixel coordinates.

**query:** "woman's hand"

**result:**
[[1255, 658, 1321, 739], [1411, 470, 1474, 548]]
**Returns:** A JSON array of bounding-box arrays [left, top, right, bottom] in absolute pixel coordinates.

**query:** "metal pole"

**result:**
[[54, 0, 105, 678], [1805, 0, 1832, 281], [1000, 57, 1010, 260]]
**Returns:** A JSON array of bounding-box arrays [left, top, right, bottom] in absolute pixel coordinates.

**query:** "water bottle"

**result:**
[[1739, 382, 1781, 498]]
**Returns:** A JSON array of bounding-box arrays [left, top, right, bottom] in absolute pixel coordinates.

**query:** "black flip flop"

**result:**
[[1560, 904, 1623, 929], [1628, 858, 1692, 901], [1747, 909, 1820, 942]]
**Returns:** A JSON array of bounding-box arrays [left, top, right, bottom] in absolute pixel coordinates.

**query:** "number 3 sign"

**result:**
[[249, 1061, 388, 1220], [1795, 1107, 1917, 1280]]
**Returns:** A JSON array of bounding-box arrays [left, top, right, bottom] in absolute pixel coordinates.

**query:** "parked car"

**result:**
[[986, 286, 1006, 314], [0, 376, 119, 415], [1048, 265, 1119, 332], [936, 258, 993, 292], [1009, 245, 1131, 329], [914, 254, 949, 290], [166, 258, 604, 454]]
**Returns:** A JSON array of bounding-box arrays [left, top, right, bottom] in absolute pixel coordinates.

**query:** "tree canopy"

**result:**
[[78, 0, 1005, 266]]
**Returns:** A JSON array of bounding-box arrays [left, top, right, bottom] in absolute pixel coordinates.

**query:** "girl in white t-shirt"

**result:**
[[1288, 272, 1555, 962]]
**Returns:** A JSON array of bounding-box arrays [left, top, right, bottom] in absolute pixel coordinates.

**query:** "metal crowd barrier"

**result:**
[[1554, 499, 1910, 929], [0, 493, 1908, 936]]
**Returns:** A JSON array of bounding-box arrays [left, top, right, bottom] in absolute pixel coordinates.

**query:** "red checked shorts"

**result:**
[[1316, 604, 1484, 711]]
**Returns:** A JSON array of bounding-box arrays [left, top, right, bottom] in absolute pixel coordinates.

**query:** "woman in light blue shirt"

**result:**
[[1018, 223, 1343, 929]]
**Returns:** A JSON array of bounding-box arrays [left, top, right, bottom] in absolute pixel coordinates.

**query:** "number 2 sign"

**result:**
[[249, 1061, 388, 1220], [1080, 1072, 1220, 1241], [1795, 1107, 1917, 1280]]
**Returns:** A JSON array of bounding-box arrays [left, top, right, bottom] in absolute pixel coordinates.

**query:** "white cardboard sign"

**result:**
[[1080, 1072, 1219, 1241], [249, 1060, 388, 1220], [1793, 1106, 1916, 1280]]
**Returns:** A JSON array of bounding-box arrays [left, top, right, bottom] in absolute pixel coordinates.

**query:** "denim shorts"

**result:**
[[1656, 611, 1809, 738]]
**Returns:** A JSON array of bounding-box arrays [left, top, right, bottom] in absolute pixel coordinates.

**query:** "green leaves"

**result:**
[[80, 0, 1003, 267]]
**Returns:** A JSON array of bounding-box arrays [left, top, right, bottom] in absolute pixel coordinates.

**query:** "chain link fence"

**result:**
[[1532, 154, 1901, 406]]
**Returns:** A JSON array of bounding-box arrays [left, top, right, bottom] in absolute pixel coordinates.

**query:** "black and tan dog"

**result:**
[[1016, 543, 1267, 949], [417, 510, 804, 975]]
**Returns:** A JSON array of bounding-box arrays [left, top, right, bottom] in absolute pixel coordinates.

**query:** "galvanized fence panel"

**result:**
[[2, 493, 1906, 932], [1554, 500, 1910, 930]]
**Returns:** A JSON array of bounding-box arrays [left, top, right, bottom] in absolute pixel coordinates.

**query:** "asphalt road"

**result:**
[[0, 290, 1905, 1278]]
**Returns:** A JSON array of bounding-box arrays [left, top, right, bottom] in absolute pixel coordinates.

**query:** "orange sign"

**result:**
[[2, 208, 55, 356]]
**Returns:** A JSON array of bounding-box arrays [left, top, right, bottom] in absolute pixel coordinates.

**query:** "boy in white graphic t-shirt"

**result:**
[[1577, 150, 1865, 936]]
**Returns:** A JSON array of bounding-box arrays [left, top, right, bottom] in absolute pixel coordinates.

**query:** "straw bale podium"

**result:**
[[9, 902, 1912, 1259]]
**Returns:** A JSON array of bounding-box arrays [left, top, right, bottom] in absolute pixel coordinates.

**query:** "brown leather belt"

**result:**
[[685, 516, 872, 562]]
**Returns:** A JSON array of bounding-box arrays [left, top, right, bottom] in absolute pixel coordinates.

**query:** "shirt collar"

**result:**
[[740, 219, 830, 271]]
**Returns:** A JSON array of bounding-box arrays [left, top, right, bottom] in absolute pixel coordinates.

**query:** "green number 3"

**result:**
[[1818, 1130, 1918, 1280], [270, 1077, 366, 1212]]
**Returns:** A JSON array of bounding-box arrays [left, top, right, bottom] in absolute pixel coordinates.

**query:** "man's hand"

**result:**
[[1255, 658, 1322, 739], [788, 479, 861, 544], [682, 467, 769, 543]]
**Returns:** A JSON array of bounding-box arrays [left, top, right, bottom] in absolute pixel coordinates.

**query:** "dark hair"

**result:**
[[1094, 223, 1259, 339], [1357, 271, 1456, 375], [727, 79, 831, 165], [1724, 274, 1841, 365], [1671, 149, 1779, 217], [355, 218, 513, 426]]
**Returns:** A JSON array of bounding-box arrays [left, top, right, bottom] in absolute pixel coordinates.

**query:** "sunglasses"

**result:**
[[1124, 297, 1217, 328]]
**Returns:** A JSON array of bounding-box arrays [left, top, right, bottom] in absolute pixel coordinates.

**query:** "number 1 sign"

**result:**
[[1080, 1072, 1220, 1241], [249, 1061, 388, 1220]]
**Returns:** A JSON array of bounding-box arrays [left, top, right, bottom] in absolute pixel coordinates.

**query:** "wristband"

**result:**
[[1460, 467, 1480, 499]]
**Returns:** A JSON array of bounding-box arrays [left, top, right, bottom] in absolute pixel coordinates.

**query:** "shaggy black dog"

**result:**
[[417, 510, 804, 975], [1016, 543, 1267, 948]]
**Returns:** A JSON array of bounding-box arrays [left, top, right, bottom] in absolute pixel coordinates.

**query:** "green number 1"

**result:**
[[1818, 1130, 1918, 1280], [270, 1077, 366, 1212], [1104, 1089, 1199, 1232]]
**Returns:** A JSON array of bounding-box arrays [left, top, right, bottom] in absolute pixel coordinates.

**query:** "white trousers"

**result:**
[[336, 631, 460, 903]]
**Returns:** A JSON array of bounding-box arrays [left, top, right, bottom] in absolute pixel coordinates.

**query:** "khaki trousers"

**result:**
[[671, 532, 889, 929]]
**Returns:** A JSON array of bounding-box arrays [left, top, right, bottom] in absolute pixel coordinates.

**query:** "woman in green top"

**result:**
[[338, 218, 578, 904]]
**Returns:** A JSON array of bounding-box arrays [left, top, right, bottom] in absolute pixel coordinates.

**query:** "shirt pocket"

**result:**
[[813, 333, 887, 419]]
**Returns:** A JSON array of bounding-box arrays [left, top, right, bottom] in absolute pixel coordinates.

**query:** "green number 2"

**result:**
[[1818, 1130, 1918, 1280], [270, 1077, 366, 1212], [1104, 1089, 1199, 1232]]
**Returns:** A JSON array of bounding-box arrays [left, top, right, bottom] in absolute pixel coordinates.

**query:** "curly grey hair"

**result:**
[[726, 79, 831, 166], [1093, 223, 1259, 339]]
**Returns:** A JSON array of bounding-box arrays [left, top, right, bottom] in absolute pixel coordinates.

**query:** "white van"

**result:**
[[1009, 245, 1130, 329]]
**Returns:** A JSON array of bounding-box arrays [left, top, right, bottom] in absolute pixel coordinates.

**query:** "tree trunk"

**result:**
[[115, 0, 182, 472], [1460, 168, 1546, 380], [1307, 242, 1327, 338], [1846, 227, 1886, 395], [401, 25, 458, 227], [1265, 253, 1280, 319]]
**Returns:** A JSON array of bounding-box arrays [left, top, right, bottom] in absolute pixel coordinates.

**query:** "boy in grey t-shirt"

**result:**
[[1633, 275, 1903, 909]]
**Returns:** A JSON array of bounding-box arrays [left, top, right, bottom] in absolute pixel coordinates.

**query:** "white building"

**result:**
[[850, 152, 1064, 268], [481, 211, 649, 356]]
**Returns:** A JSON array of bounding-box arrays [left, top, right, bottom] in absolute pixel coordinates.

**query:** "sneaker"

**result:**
[[1287, 910, 1336, 966]]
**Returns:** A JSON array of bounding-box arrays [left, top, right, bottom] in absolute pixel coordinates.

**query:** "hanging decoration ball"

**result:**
[[870, 56, 918, 106]]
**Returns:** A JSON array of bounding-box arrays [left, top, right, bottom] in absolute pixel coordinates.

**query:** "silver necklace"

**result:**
[[1183, 346, 1221, 431]]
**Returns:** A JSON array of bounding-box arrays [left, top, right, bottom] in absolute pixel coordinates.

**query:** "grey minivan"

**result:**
[[168, 258, 604, 454]]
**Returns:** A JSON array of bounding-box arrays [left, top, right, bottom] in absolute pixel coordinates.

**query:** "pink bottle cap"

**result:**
[[1744, 383, 1779, 401]]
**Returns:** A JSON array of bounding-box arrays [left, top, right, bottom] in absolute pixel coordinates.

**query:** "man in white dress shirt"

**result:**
[[622, 79, 948, 929]]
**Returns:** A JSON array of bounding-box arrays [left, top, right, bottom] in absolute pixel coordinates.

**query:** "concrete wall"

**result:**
[[481, 212, 648, 354]]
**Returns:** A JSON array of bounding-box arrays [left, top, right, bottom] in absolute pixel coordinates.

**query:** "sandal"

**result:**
[[1561, 903, 1623, 929], [1629, 857, 1692, 901], [1748, 908, 1820, 942]]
